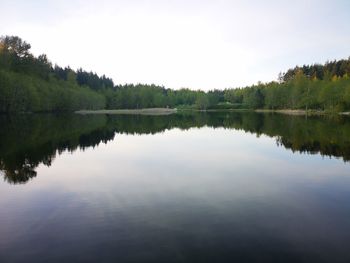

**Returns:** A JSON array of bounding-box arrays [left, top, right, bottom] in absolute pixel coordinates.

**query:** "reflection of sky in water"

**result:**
[[1, 127, 350, 262]]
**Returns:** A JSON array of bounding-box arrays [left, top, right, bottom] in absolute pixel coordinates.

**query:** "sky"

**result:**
[[1, 0, 350, 90]]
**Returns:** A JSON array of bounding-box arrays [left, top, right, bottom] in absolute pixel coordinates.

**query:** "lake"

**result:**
[[1, 112, 350, 262]]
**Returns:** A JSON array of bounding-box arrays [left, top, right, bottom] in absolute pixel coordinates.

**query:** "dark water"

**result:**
[[1, 112, 350, 263]]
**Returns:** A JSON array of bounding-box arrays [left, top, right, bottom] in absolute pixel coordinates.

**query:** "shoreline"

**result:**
[[3, 108, 349, 116], [75, 108, 177, 115], [75, 108, 350, 116], [255, 109, 323, 115], [255, 109, 350, 116]]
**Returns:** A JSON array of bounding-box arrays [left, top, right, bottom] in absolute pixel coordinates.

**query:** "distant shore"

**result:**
[[181, 108, 328, 115], [255, 109, 323, 115], [75, 108, 350, 116], [255, 109, 350, 115], [76, 108, 177, 115]]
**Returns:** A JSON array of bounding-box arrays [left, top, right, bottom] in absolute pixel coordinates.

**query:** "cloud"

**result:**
[[1, 0, 349, 90]]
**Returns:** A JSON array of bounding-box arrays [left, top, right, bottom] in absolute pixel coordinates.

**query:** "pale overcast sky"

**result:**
[[1, 0, 350, 90]]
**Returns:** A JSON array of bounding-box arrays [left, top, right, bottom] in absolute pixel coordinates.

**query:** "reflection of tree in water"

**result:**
[[276, 136, 350, 161], [0, 159, 37, 184], [1, 113, 350, 184], [0, 114, 110, 184]]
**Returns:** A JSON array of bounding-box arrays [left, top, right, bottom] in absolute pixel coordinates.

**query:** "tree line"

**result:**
[[0, 36, 106, 112], [224, 70, 350, 112], [1, 35, 350, 112]]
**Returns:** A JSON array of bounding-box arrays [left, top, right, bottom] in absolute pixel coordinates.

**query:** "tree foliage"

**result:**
[[0, 36, 106, 112], [223, 64, 350, 111], [1, 35, 350, 113]]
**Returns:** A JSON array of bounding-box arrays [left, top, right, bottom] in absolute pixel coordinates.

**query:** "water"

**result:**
[[1, 112, 350, 262]]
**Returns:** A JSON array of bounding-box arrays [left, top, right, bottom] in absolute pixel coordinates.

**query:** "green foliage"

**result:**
[[223, 70, 350, 112], [103, 86, 221, 110], [195, 92, 209, 110], [0, 35, 31, 58], [0, 36, 106, 112], [0, 70, 105, 112], [281, 58, 350, 82], [1, 35, 350, 113], [76, 68, 114, 91]]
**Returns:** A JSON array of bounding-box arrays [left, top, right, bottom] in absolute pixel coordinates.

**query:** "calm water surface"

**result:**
[[1, 113, 350, 262]]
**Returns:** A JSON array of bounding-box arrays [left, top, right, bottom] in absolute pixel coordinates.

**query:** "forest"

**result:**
[[1, 35, 350, 112]]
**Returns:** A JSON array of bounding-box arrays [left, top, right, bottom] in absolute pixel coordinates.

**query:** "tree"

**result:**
[[195, 92, 209, 110], [242, 87, 264, 109], [0, 36, 31, 58]]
